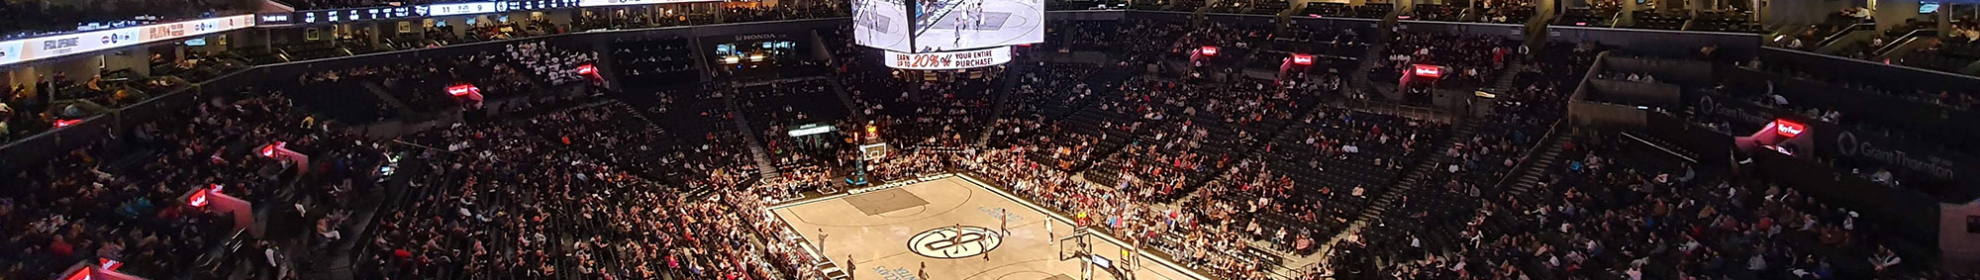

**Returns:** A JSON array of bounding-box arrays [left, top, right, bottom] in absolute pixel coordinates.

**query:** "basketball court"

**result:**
[[770, 175, 1210, 280]]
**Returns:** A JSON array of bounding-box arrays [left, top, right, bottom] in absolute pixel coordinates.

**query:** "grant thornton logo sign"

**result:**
[[907, 226, 1002, 259], [1833, 131, 1957, 180]]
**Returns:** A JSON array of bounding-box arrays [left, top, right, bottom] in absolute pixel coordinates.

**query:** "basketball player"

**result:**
[[919, 262, 930, 280], [981, 237, 990, 262], [1000, 209, 1009, 235], [847, 254, 856, 280], [1047, 220, 1054, 245], [950, 0, 966, 48]]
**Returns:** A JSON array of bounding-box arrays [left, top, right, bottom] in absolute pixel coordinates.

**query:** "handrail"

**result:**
[[1816, 22, 1875, 48], [1873, 28, 1937, 57], [1765, 46, 1980, 86], [1490, 117, 1564, 194]]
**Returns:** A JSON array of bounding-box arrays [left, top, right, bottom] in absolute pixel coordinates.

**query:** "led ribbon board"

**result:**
[[884, 46, 1012, 70]]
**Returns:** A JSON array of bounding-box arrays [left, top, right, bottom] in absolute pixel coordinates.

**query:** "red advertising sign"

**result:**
[[61, 269, 90, 280], [576, 64, 597, 75], [1290, 54, 1313, 65], [1411, 64, 1443, 78], [447, 84, 480, 96], [99, 258, 121, 272], [1774, 119, 1806, 138], [188, 191, 209, 207], [261, 142, 284, 157], [1199, 46, 1219, 56]]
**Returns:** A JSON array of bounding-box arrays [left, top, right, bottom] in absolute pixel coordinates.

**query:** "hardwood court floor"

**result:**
[[771, 176, 1207, 280]]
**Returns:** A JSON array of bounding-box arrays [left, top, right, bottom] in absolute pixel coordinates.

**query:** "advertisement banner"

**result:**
[[1811, 121, 1976, 194], [579, 0, 720, 7], [884, 46, 1011, 70], [28, 28, 141, 58], [257, 13, 294, 25], [0, 15, 255, 67], [0, 40, 23, 65], [1683, 89, 1785, 133], [140, 15, 254, 43]]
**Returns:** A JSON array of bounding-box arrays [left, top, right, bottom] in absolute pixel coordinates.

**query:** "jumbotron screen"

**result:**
[[855, 0, 1044, 53], [909, 0, 1045, 52], [853, 0, 913, 52]]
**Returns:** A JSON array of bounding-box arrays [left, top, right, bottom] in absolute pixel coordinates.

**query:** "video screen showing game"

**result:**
[[908, 0, 1044, 52]]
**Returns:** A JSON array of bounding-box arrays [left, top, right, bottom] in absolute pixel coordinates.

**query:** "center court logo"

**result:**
[[907, 226, 1002, 258]]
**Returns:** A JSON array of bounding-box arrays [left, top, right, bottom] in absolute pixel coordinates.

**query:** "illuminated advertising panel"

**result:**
[[884, 46, 1011, 70], [0, 14, 255, 67], [579, 0, 721, 7], [0, 40, 23, 65], [1412, 64, 1443, 78], [257, 13, 294, 25], [1774, 118, 1807, 138], [30, 28, 141, 58], [140, 16, 254, 43]]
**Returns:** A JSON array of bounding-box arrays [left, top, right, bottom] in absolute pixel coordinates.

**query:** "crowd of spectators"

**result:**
[[507, 42, 599, 87], [1093, 77, 1313, 200], [2, 51, 253, 142], [736, 79, 851, 170], [0, 87, 386, 280], [1472, 0, 1537, 24], [846, 67, 998, 149], [965, 141, 1308, 279], [1408, 4, 1464, 22], [1378, 28, 1516, 89], [962, 147, 1283, 278], [369, 114, 792, 279], [611, 36, 700, 89], [282, 39, 609, 126], [573, 8, 714, 31], [1343, 132, 1957, 280], [723, 2, 848, 23], [1200, 105, 1445, 258], [9, 6, 1980, 280]]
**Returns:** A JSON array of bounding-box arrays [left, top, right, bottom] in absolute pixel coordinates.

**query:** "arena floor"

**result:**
[[771, 176, 1209, 280]]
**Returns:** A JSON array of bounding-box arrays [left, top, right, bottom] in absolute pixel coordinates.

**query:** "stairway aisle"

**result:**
[[1313, 120, 1477, 263], [725, 89, 782, 178], [1350, 18, 1399, 91], [824, 75, 864, 121], [1503, 124, 1571, 196], [1489, 60, 1526, 91], [976, 52, 1029, 147]]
